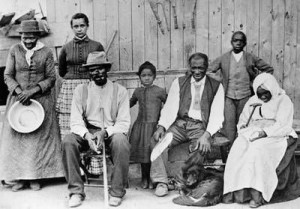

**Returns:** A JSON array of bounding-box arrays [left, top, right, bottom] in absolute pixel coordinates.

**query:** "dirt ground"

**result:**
[[1, 160, 300, 209]]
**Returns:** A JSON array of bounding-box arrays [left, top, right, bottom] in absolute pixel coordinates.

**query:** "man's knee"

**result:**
[[62, 133, 79, 150], [110, 133, 130, 152]]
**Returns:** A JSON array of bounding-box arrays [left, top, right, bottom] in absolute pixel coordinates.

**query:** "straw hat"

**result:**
[[82, 51, 112, 70], [18, 20, 43, 33], [8, 99, 45, 133]]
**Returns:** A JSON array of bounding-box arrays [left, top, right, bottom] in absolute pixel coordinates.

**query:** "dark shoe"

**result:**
[[141, 178, 148, 189], [249, 200, 263, 208], [29, 181, 41, 191], [155, 183, 168, 197], [109, 196, 122, 207], [69, 194, 84, 208], [11, 181, 26, 192], [148, 179, 154, 189]]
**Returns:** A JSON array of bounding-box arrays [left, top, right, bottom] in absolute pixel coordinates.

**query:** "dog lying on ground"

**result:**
[[173, 151, 224, 207]]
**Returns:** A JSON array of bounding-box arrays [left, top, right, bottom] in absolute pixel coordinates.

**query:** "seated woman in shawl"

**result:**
[[223, 73, 300, 208]]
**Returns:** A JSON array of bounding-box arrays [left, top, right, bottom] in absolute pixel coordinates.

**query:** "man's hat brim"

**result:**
[[82, 62, 112, 69]]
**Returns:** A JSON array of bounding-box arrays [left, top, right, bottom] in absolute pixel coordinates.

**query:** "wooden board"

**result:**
[[246, 0, 259, 55], [106, 0, 119, 71], [144, 0, 158, 68], [271, 0, 285, 86], [259, 0, 272, 64], [283, 0, 297, 102], [221, 0, 234, 54], [208, 0, 222, 62], [119, 0, 133, 71], [195, 0, 209, 55], [170, 0, 184, 70], [93, 0, 107, 46], [157, 0, 171, 71], [132, 0, 145, 72]]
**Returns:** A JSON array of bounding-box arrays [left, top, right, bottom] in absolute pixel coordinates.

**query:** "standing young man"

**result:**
[[208, 31, 274, 145]]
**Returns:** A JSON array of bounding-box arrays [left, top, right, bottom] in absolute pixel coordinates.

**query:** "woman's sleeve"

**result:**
[[130, 89, 138, 108], [237, 99, 252, 131], [4, 47, 19, 93], [263, 96, 294, 137], [58, 46, 67, 77], [37, 50, 56, 93]]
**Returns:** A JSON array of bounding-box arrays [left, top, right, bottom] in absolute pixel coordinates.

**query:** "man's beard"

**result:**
[[93, 76, 107, 86]]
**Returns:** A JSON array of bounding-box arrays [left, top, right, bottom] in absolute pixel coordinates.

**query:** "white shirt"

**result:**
[[158, 76, 224, 135], [232, 51, 243, 62], [70, 80, 131, 138]]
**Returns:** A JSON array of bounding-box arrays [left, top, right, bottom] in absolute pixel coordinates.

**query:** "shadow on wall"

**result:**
[[0, 66, 9, 105]]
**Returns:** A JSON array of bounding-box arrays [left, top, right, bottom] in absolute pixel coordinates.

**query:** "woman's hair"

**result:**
[[137, 61, 156, 76], [188, 53, 208, 68], [70, 13, 89, 27]]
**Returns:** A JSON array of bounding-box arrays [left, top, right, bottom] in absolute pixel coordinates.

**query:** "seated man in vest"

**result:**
[[151, 52, 225, 197], [62, 51, 131, 207]]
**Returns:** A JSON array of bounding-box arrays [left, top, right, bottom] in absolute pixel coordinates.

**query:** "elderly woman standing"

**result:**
[[223, 73, 300, 207], [0, 20, 63, 191], [56, 13, 104, 140]]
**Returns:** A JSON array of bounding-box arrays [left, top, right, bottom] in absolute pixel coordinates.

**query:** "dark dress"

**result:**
[[129, 85, 167, 163]]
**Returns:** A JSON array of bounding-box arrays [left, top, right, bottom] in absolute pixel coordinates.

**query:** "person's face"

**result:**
[[190, 58, 207, 82], [257, 86, 272, 103], [139, 68, 155, 87], [88, 66, 108, 86], [21, 33, 38, 50], [231, 33, 246, 53], [71, 18, 88, 38]]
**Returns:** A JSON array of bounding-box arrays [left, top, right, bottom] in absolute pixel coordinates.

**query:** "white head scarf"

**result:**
[[253, 73, 285, 100]]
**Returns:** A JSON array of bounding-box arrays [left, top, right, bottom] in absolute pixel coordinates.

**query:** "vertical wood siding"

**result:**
[[43, 0, 299, 120]]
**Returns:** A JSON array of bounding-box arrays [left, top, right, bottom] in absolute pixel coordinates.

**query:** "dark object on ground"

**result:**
[[173, 152, 223, 207]]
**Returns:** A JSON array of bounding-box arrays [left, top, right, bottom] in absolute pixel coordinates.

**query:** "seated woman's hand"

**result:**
[[249, 130, 267, 142]]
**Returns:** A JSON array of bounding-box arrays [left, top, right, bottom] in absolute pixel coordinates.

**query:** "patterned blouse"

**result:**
[[58, 36, 104, 79]]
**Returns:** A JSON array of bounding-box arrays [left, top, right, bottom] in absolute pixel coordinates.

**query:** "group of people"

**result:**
[[0, 12, 299, 208]]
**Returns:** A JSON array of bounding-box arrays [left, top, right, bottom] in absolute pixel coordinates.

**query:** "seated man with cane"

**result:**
[[62, 51, 131, 208], [150, 52, 225, 197]]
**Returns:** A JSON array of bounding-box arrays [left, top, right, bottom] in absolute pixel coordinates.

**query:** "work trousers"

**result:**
[[62, 132, 130, 198], [150, 118, 205, 184], [224, 96, 250, 144]]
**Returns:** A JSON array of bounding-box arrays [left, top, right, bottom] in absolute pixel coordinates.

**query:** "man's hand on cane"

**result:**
[[93, 130, 108, 151], [84, 132, 98, 153]]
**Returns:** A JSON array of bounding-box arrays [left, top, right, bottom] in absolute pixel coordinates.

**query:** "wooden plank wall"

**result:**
[[1, 0, 300, 120]]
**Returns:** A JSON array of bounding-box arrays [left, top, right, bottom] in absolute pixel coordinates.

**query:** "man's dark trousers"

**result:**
[[62, 131, 130, 198]]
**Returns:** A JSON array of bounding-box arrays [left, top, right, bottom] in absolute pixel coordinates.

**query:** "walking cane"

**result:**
[[245, 103, 262, 127], [99, 108, 109, 209]]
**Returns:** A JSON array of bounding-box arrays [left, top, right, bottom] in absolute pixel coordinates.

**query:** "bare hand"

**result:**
[[84, 132, 98, 152], [17, 87, 40, 105], [153, 125, 166, 142], [240, 124, 247, 129], [249, 131, 267, 142], [195, 131, 211, 155], [93, 130, 108, 150]]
